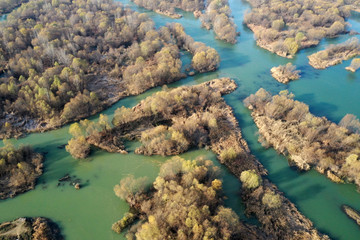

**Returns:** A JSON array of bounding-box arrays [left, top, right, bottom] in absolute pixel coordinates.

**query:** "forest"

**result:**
[[244, 0, 358, 57], [0, 0, 28, 15], [0, 0, 220, 139], [130, 0, 238, 43], [0, 141, 43, 199], [112, 156, 263, 239], [244, 88, 360, 188], [66, 78, 327, 239]]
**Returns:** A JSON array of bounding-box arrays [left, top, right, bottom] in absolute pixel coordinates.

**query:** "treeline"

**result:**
[[0, 0, 219, 138], [131, 0, 205, 18], [244, 88, 360, 188], [200, 0, 238, 43], [244, 0, 355, 57], [308, 37, 360, 69], [0, 0, 28, 15], [112, 156, 264, 239], [0, 141, 43, 199], [69, 78, 327, 239]]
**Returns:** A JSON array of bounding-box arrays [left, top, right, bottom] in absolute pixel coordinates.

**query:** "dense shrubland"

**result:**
[[244, 0, 358, 57], [0, 217, 63, 240], [0, 0, 219, 138], [308, 37, 360, 69], [270, 63, 300, 83], [72, 78, 327, 239], [0, 141, 43, 199], [0, 0, 28, 15], [112, 156, 264, 239], [244, 88, 360, 188], [131, 0, 205, 18], [200, 0, 238, 43], [130, 0, 238, 43]]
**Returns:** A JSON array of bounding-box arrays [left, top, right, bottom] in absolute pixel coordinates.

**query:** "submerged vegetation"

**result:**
[[0, 141, 43, 199], [244, 0, 359, 57], [0, 0, 219, 139], [308, 37, 360, 69], [244, 88, 360, 188], [112, 156, 264, 239]]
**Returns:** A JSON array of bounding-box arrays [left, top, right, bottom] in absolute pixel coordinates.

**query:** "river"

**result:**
[[1, 0, 360, 239]]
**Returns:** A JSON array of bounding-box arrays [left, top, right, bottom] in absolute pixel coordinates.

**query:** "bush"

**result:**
[[240, 170, 261, 189], [262, 191, 282, 208]]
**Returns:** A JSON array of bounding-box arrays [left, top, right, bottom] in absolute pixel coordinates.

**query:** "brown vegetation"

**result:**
[[84, 78, 327, 239], [0, 142, 43, 199], [270, 63, 300, 83], [244, 88, 360, 188], [0, 0, 28, 15], [0, 217, 63, 240], [130, 0, 205, 18], [199, 0, 238, 43], [308, 37, 360, 69], [112, 156, 265, 239], [0, 0, 219, 139], [244, 0, 357, 57], [342, 205, 360, 227]]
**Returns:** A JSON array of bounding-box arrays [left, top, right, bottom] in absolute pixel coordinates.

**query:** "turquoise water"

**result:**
[[1, 0, 360, 239]]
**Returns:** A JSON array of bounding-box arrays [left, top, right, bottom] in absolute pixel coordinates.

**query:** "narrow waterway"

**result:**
[[1, 0, 360, 239]]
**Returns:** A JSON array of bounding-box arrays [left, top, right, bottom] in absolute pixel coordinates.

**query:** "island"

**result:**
[[0, 217, 63, 240], [342, 205, 360, 227], [244, 0, 358, 58], [346, 58, 360, 72], [0, 142, 43, 199], [308, 37, 360, 69], [69, 78, 328, 239], [0, 0, 220, 139], [244, 88, 360, 188], [0, 0, 28, 16], [130, 0, 238, 43], [270, 63, 301, 84]]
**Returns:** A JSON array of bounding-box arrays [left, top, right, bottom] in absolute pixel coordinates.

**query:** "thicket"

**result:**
[[0, 0, 28, 15], [0, 141, 43, 199], [200, 0, 238, 43], [346, 58, 360, 72], [270, 62, 300, 83], [308, 37, 360, 69], [244, 88, 360, 188], [244, 0, 356, 57], [131, 0, 205, 18], [112, 156, 262, 239], [0, 0, 219, 138]]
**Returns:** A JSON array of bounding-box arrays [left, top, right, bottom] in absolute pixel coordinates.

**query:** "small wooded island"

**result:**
[[244, 89, 360, 187], [271, 63, 301, 84]]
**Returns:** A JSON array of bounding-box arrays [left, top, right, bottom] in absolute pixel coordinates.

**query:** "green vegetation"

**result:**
[[200, 0, 238, 43], [0, 0, 219, 138], [244, 88, 360, 188], [262, 191, 282, 209], [0, 141, 43, 199], [0, 0, 28, 15], [270, 63, 300, 84], [240, 170, 261, 189], [308, 37, 360, 69], [112, 156, 263, 239], [0, 217, 63, 240], [244, 0, 358, 57]]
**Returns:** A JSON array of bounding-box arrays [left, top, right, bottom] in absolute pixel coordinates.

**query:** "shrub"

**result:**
[[240, 170, 261, 189]]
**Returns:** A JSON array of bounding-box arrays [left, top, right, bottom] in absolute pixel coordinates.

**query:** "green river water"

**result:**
[[1, 0, 360, 239]]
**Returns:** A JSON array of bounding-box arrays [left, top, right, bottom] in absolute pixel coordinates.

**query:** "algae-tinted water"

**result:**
[[1, 0, 360, 239]]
